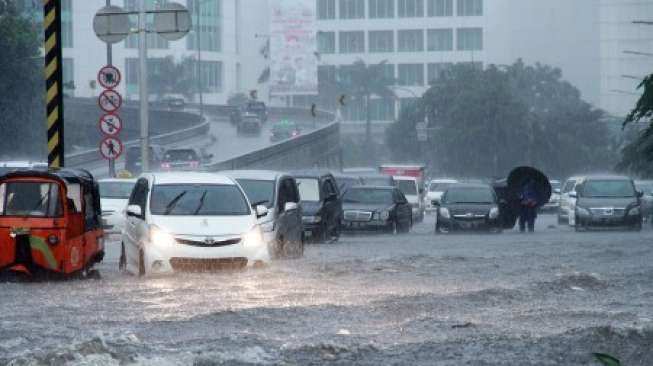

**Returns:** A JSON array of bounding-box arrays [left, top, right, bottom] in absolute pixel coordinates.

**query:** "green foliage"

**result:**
[[387, 60, 613, 178], [148, 56, 198, 101], [618, 74, 653, 176], [0, 2, 46, 158]]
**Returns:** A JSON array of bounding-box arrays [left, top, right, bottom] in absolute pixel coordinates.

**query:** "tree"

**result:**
[[0, 1, 45, 158], [618, 74, 653, 176], [387, 61, 613, 178], [147, 56, 198, 101]]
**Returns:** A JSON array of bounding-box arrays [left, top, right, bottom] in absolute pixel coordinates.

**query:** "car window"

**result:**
[[164, 149, 199, 162], [0, 181, 63, 217], [236, 179, 275, 208], [396, 180, 418, 196], [99, 181, 135, 199], [343, 188, 393, 204], [129, 178, 148, 213], [443, 187, 495, 204], [297, 178, 320, 202], [150, 184, 251, 216], [429, 182, 455, 192], [581, 180, 635, 198]]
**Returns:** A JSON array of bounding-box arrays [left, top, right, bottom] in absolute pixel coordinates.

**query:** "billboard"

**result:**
[[269, 0, 318, 95]]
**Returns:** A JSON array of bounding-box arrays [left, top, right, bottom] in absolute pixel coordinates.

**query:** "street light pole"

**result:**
[[196, 0, 204, 118], [107, 0, 116, 177], [138, 0, 150, 172]]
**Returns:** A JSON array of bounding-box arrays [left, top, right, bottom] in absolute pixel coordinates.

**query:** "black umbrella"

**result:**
[[507, 166, 552, 208]]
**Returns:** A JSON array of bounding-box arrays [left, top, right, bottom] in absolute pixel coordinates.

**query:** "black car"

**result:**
[[292, 170, 342, 243], [333, 173, 364, 194], [160, 148, 204, 171], [229, 107, 243, 125], [436, 184, 502, 234], [341, 186, 412, 233], [125, 145, 165, 175], [573, 176, 642, 231], [246, 101, 268, 122], [360, 174, 395, 187], [237, 114, 263, 136]]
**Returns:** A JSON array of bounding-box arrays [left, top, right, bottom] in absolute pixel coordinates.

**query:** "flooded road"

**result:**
[[2, 214, 653, 365]]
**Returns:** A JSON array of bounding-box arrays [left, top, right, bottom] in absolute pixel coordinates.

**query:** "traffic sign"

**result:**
[[154, 2, 192, 41], [98, 114, 123, 136], [93, 5, 130, 44], [98, 65, 121, 89], [98, 89, 122, 113], [99, 136, 123, 160]]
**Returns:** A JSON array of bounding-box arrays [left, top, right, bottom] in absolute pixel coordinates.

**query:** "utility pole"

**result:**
[[138, 0, 150, 172], [107, 0, 116, 177], [196, 0, 204, 119]]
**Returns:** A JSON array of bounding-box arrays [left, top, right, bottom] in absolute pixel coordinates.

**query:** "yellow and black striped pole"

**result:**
[[43, 0, 65, 168]]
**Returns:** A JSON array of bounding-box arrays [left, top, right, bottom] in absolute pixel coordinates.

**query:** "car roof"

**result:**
[[221, 170, 286, 181], [291, 170, 334, 179], [430, 178, 458, 184], [393, 176, 417, 181], [582, 175, 632, 181], [146, 172, 236, 185], [98, 178, 137, 183]]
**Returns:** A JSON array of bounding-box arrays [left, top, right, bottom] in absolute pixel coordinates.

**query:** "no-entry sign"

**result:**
[[98, 65, 121, 89], [99, 136, 123, 160], [98, 89, 122, 113], [98, 114, 122, 136]]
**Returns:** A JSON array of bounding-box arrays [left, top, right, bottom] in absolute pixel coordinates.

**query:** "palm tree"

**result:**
[[336, 60, 396, 162]]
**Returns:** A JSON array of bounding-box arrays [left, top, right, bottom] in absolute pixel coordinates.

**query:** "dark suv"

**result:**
[[125, 145, 165, 175], [573, 176, 643, 231], [291, 170, 343, 243]]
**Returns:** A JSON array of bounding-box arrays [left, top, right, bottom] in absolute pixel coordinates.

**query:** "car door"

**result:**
[[394, 189, 411, 225], [276, 178, 302, 246], [124, 178, 148, 270]]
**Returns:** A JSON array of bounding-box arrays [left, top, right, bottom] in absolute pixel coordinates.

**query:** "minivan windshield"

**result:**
[[444, 187, 495, 204], [150, 184, 250, 216], [236, 179, 275, 208], [343, 188, 393, 205], [429, 182, 455, 192], [582, 180, 635, 198], [296, 178, 320, 201]]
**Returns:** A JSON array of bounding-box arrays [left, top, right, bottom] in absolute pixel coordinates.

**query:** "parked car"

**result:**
[[426, 178, 458, 212], [160, 148, 207, 171], [360, 174, 395, 187], [333, 173, 364, 194], [0, 169, 105, 278], [222, 170, 304, 259], [558, 176, 584, 225], [341, 186, 412, 233], [291, 170, 342, 243], [394, 176, 425, 223], [435, 184, 502, 234], [160, 97, 185, 110], [237, 114, 263, 136], [125, 145, 166, 175], [573, 176, 642, 231], [270, 120, 301, 143], [541, 179, 562, 213], [98, 178, 137, 233], [246, 101, 268, 122], [635, 180, 653, 222], [120, 172, 270, 276]]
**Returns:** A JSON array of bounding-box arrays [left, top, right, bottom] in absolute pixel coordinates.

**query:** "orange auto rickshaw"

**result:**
[[0, 169, 104, 278]]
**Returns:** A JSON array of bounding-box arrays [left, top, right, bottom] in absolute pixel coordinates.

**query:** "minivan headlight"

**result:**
[[439, 207, 451, 219], [489, 207, 500, 219], [243, 225, 264, 248], [149, 225, 175, 246], [628, 206, 640, 216]]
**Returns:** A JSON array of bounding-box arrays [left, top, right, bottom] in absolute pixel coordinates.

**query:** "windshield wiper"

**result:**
[[164, 191, 187, 215], [192, 190, 208, 215]]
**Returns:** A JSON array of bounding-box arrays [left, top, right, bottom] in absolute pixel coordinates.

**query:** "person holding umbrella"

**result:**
[[519, 179, 539, 232]]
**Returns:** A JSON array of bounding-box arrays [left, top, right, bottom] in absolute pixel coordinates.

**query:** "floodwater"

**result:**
[[2, 215, 653, 365]]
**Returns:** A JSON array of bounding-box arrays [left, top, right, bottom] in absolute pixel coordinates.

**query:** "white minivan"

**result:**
[[394, 176, 424, 223], [120, 172, 270, 276]]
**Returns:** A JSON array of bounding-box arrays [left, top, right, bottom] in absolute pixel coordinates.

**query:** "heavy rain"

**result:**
[[1, 0, 653, 365]]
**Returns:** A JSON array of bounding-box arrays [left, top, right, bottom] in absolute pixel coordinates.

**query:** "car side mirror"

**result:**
[[554, 188, 561, 194], [569, 191, 577, 199], [126, 204, 142, 218], [284, 202, 298, 212], [255, 205, 269, 218]]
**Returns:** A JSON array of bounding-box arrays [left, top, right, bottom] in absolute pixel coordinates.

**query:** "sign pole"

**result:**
[[138, 0, 150, 173], [106, 0, 116, 177], [43, 0, 65, 168]]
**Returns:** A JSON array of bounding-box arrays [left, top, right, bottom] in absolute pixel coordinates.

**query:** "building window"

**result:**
[[398, 0, 424, 17], [125, 0, 169, 49], [398, 30, 424, 52], [398, 64, 424, 86], [318, 32, 336, 54], [457, 27, 483, 50], [201, 60, 223, 92], [427, 0, 452, 16], [187, 0, 222, 52], [369, 0, 394, 18], [339, 31, 365, 53], [369, 98, 396, 121], [319, 65, 337, 85], [369, 31, 394, 53], [342, 98, 365, 120], [457, 0, 482, 16], [427, 29, 453, 51], [427, 62, 453, 83], [339, 0, 365, 19], [317, 0, 336, 19], [61, 0, 73, 48]]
